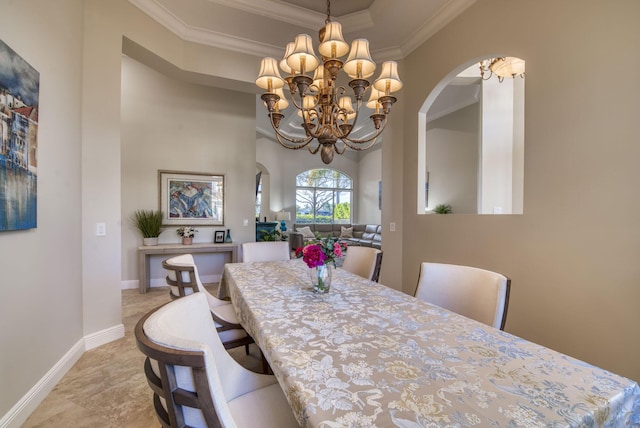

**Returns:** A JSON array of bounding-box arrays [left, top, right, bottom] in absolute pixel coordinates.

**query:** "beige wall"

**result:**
[[120, 56, 256, 285], [426, 103, 479, 213], [81, 0, 261, 335], [0, 0, 84, 419], [357, 145, 382, 225], [399, 0, 640, 381]]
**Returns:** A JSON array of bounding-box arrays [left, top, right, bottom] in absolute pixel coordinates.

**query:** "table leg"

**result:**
[[138, 252, 149, 293]]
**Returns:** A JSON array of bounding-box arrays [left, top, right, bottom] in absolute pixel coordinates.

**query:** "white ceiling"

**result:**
[[127, 0, 478, 143]]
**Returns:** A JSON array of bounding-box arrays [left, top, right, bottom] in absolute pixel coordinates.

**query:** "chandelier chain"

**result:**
[[325, 0, 331, 24]]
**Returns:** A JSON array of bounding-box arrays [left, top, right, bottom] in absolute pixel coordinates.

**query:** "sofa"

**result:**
[[289, 223, 382, 250]]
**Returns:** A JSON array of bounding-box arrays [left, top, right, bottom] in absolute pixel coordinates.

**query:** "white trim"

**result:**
[[122, 274, 220, 290], [121, 279, 138, 290], [128, 0, 474, 60], [84, 324, 125, 351], [0, 339, 84, 428]]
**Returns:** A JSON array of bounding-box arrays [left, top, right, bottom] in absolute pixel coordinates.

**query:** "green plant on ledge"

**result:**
[[262, 228, 286, 241], [131, 209, 164, 238], [434, 204, 453, 214]]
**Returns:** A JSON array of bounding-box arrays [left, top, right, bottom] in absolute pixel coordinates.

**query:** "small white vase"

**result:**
[[182, 237, 193, 245], [143, 237, 158, 246]]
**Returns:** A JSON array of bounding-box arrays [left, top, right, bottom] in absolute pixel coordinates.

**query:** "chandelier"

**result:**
[[479, 57, 525, 82], [255, 0, 402, 164]]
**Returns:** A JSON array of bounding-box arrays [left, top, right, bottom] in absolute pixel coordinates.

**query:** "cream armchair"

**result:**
[[135, 292, 299, 427], [414, 262, 511, 330]]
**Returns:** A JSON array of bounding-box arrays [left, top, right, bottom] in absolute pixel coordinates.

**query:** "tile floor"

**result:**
[[22, 286, 264, 427]]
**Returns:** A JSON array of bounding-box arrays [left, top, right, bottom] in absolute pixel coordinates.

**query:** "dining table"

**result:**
[[220, 259, 640, 427]]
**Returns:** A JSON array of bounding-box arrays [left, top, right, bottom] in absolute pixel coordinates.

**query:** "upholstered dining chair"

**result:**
[[162, 254, 253, 352], [414, 262, 511, 330], [241, 241, 291, 263], [135, 292, 299, 428], [341, 246, 383, 282]]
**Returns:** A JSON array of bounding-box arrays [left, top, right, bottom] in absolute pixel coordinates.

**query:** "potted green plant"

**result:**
[[132, 209, 164, 245], [434, 204, 453, 214]]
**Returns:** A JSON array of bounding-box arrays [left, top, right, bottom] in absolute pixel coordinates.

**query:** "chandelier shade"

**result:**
[[256, 57, 284, 92], [255, 0, 402, 164], [343, 39, 376, 79], [374, 61, 403, 94], [286, 34, 320, 74], [318, 22, 349, 58]]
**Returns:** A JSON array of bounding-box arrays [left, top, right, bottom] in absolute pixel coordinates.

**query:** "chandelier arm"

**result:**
[[267, 114, 315, 147], [307, 142, 321, 154], [273, 129, 314, 150], [333, 141, 347, 154], [341, 117, 388, 146], [341, 135, 380, 151]]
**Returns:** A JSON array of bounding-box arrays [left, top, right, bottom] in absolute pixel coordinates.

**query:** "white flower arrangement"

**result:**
[[176, 226, 197, 238]]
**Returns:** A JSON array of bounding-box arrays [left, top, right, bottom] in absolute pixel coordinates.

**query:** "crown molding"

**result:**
[[401, 0, 477, 57], [128, 0, 283, 57], [129, 0, 475, 60]]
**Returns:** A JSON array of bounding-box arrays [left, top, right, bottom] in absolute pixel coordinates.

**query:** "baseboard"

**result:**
[[120, 280, 138, 290], [85, 324, 125, 351], [0, 339, 85, 428], [0, 324, 126, 427], [122, 275, 221, 290]]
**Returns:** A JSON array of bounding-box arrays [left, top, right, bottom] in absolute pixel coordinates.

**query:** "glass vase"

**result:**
[[309, 264, 332, 293], [225, 228, 232, 243]]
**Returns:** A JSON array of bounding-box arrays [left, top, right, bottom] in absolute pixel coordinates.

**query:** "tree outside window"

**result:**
[[296, 169, 352, 224]]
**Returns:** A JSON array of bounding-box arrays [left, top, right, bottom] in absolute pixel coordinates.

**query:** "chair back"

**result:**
[[136, 293, 279, 427], [341, 247, 383, 282], [415, 262, 511, 330], [242, 241, 290, 262], [162, 254, 252, 347], [163, 254, 200, 299]]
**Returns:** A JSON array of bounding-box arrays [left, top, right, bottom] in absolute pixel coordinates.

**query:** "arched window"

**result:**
[[296, 169, 352, 224]]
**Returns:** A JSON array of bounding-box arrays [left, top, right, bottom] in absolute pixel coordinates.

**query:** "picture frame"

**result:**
[[158, 170, 224, 226], [214, 230, 226, 244], [0, 39, 40, 232]]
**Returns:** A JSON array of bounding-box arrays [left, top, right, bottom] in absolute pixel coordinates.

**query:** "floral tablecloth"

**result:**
[[222, 260, 640, 427]]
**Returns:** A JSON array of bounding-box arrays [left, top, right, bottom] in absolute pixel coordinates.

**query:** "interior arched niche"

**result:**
[[256, 162, 270, 221], [417, 56, 525, 215]]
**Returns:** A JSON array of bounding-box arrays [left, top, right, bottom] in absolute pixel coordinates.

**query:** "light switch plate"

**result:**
[[96, 222, 106, 236]]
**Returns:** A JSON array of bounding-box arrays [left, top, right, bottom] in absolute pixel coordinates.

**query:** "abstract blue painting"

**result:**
[[0, 39, 39, 231]]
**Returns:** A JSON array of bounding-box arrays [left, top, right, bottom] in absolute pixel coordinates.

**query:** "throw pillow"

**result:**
[[340, 226, 353, 238], [297, 226, 315, 239]]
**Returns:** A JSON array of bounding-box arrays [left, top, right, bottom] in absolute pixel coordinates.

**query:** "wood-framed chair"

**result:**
[[162, 254, 253, 352], [414, 262, 511, 330], [135, 292, 299, 428], [341, 246, 383, 282], [241, 241, 291, 263]]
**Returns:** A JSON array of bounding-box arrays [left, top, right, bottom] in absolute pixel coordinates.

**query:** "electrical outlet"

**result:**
[[389, 222, 396, 232], [243, 219, 249, 226]]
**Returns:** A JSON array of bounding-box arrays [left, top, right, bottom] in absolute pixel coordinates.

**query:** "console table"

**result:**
[[137, 243, 238, 293]]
